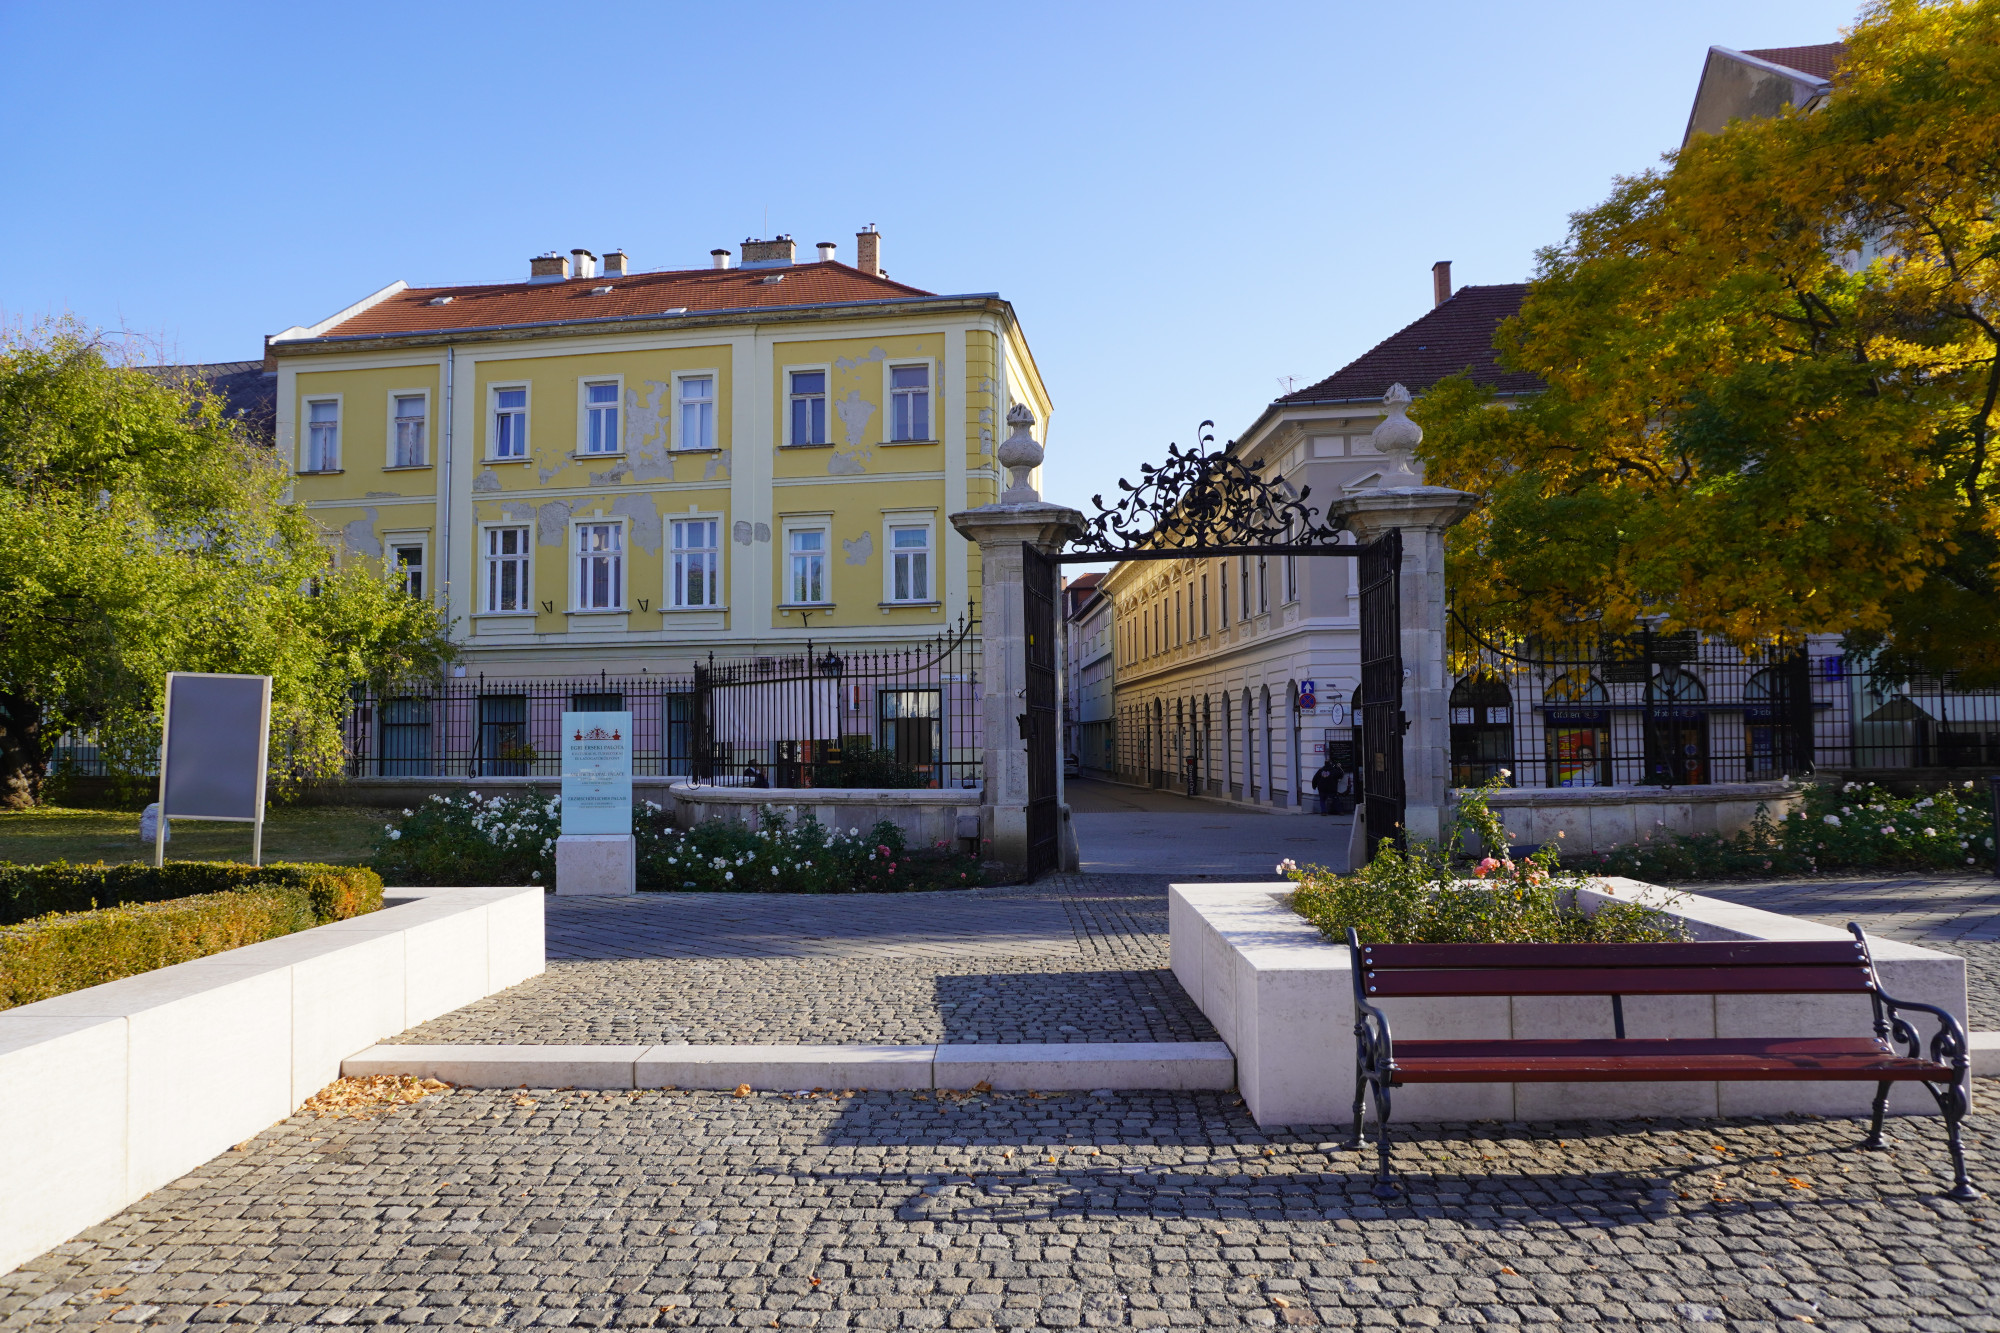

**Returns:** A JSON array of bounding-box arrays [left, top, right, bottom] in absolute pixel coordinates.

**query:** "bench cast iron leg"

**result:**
[[1348, 1054, 1368, 1151], [1860, 1080, 1891, 1151], [1371, 1082, 1398, 1198], [1939, 1081, 1979, 1202]]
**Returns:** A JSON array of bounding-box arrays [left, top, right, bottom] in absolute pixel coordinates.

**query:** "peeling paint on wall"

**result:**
[[538, 465, 562, 486], [472, 468, 503, 493], [833, 346, 887, 372], [629, 381, 671, 480], [501, 502, 535, 524], [828, 447, 870, 476], [842, 532, 873, 565], [610, 495, 662, 554], [341, 509, 383, 558], [733, 520, 753, 546], [536, 499, 573, 547], [703, 448, 730, 481], [979, 428, 993, 455], [754, 522, 770, 543], [836, 390, 876, 447], [977, 376, 999, 397], [589, 464, 629, 485]]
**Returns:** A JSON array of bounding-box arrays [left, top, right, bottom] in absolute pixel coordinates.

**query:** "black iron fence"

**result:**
[[1446, 612, 2000, 788], [337, 617, 983, 788]]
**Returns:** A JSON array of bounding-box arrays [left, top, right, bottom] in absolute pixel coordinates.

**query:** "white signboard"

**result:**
[[155, 672, 272, 866], [561, 712, 632, 835]]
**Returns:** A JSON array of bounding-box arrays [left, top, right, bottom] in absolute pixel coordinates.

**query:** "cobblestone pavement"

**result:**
[[388, 877, 1219, 1047], [5, 1085, 1999, 1331], [1681, 873, 2000, 1030]]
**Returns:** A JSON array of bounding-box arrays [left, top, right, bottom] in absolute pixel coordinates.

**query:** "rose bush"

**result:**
[[369, 791, 982, 893]]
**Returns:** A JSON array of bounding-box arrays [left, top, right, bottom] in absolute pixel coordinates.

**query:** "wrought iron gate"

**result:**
[[1357, 529, 1406, 854], [1022, 542, 1061, 876]]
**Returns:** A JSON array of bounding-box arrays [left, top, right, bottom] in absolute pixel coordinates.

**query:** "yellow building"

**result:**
[[268, 230, 1048, 676]]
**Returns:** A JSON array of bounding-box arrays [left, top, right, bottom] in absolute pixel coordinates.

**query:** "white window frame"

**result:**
[[783, 364, 832, 447], [883, 357, 937, 444], [301, 393, 342, 473], [385, 390, 430, 469], [478, 522, 535, 615], [1284, 555, 1299, 604], [882, 513, 936, 604], [673, 370, 719, 452], [570, 517, 627, 613], [577, 375, 624, 457], [385, 533, 429, 600], [782, 518, 832, 606], [668, 513, 725, 609], [488, 381, 531, 461]]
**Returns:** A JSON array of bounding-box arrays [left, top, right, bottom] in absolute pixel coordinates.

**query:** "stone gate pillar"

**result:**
[[950, 406, 1086, 873], [1331, 384, 1478, 847]]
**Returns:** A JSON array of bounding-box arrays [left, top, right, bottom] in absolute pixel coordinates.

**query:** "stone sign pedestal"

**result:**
[[555, 834, 637, 896]]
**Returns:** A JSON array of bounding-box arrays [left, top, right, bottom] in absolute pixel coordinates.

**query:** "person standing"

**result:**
[[1311, 759, 1339, 815]]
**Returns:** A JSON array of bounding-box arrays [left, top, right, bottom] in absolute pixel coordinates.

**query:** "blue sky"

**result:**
[[1, 0, 1858, 519]]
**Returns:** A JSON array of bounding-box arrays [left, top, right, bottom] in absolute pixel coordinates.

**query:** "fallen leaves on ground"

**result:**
[[300, 1075, 451, 1121]]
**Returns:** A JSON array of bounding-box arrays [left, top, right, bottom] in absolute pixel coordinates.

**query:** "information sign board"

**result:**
[[155, 672, 272, 866], [561, 712, 633, 835]]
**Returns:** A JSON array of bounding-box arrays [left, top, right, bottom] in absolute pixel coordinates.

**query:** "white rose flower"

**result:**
[[387, 828, 401, 840]]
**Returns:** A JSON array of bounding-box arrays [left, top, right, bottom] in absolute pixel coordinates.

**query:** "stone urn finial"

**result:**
[[997, 403, 1044, 502], [1371, 383, 1422, 478]]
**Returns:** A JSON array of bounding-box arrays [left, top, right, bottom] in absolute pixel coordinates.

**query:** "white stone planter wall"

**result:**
[[0, 886, 544, 1277], [1478, 781, 1802, 854], [665, 781, 981, 850], [1170, 879, 1968, 1130]]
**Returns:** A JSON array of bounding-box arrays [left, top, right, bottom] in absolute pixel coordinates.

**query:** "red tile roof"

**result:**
[[312, 261, 935, 341], [1275, 284, 1541, 406], [1742, 42, 1845, 81]]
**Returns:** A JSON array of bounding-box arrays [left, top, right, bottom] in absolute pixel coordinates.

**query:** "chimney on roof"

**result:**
[[1432, 260, 1453, 308], [711, 248, 732, 270], [816, 240, 837, 262], [602, 250, 629, 278], [740, 235, 795, 269], [529, 252, 570, 283], [855, 225, 881, 277], [571, 248, 598, 279]]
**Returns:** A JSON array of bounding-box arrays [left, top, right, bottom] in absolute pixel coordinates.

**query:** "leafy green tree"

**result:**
[[1416, 0, 2000, 678], [0, 322, 456, 808]]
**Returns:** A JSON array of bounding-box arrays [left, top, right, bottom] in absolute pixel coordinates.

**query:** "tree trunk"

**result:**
[[0, 692, 46, 809]]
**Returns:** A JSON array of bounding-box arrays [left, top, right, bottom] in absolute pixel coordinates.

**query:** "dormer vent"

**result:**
[[590, 286, 613, 296], [426, 295, 454, 306]]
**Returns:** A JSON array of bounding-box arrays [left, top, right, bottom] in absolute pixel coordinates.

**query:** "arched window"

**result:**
[[1449, 672, 1514, 787], [1544, 670, 1611, 788], [1646, 666, 1709, 785]]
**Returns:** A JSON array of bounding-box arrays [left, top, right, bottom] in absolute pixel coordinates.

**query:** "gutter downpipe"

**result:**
[[441, 344, 455, 667]]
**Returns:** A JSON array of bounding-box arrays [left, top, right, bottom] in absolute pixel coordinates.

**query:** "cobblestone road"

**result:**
[[4, 1086, 1997, 1331], [388, 878, 1218, 1047]]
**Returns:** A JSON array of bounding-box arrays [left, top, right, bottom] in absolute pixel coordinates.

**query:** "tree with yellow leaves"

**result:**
[[1417, 0, 2000, 678]]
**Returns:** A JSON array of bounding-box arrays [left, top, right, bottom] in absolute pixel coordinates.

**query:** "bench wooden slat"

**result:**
[[1361, 963, 1874, 997], [1388, 1036, 1951, 1083], [1356, 941, 1865, 968]]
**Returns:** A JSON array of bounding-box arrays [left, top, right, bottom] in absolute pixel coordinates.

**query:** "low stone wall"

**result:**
[[291, 776, 685, 808], [663, 781, 982, 850], [1169, 878, 1969, 1130], [0, 886, 544, 1277], [1478, 780, 1802, 854]]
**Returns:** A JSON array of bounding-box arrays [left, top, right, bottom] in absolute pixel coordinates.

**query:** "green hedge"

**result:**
[[0, 861, 381, 926], [0, 863, 384, 1011]]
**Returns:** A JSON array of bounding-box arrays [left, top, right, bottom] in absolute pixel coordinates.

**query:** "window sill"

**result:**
[[778, 603, 835, 611], [295, 468, 345, 476], [670, 446, 723, 455], [880, 438, 939, 447], [382, 464, 432, 472], [472, 610, 538, 619], [879, 600, 941, 609], [483, 456, 533, 465], [571, 450, 627, 461], [568, 608, 629, 616], [779, 442, 835, 450], [662, 604, 729, 613]]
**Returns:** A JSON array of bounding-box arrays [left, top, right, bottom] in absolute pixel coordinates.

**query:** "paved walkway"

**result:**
[[387, 877, 1219, 1047], [4, 1084, 1995, 1330], [1068, 779, 1352, 878]]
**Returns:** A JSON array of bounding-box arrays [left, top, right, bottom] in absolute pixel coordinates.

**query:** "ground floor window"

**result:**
[[1449, 672, 1513, 787]]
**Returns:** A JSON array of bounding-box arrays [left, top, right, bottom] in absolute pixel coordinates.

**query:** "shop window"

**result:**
[[1543, 670, 1611, 788]]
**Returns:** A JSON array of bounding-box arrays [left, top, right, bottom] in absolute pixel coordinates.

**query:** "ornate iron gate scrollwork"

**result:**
[[1358, 530, 1406, 854]]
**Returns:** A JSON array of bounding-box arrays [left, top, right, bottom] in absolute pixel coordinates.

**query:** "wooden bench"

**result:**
[[1346, 924, 1976, 1199]]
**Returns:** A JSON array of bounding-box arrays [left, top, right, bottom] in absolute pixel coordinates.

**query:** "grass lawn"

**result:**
[[0, 805, 395, 867]]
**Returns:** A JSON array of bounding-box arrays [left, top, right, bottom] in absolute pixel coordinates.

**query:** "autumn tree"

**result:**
[[1416, 0, 2000, 678], [0, 321, 456, 807]]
